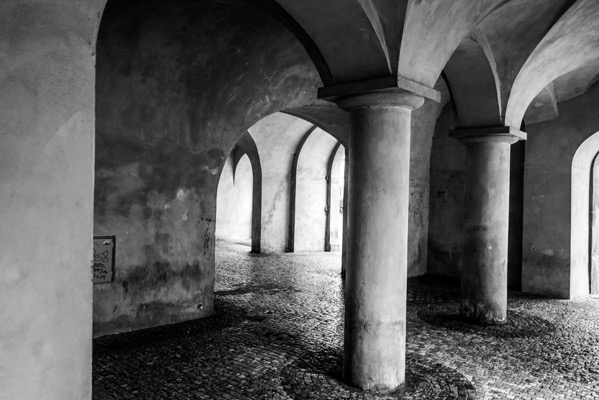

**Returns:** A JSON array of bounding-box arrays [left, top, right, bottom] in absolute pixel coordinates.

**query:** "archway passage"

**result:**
[[216, 133, 263, 253], [293, 128, 340, 252], [9, 0, 599, 398], [570, 132, 599, 298], [216, 153, 254, 248], [247, 111, 349, 256]]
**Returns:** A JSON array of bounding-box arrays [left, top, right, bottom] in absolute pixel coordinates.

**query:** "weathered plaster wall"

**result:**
[[428, 104, 525, 289], [216, 155, 253, 244], [94, 0, 321, 336], [408, 93, 449, 277], [523, 81, 599, 298], [0, 1, 105, 399], [93, 142, 220, 336], [427, 105, 465, 278], [330, 146, 346, 252]]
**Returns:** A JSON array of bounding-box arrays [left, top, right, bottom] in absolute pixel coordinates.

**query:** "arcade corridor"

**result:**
[[93, 241, 599, 399], [8, 1, 599, 398]]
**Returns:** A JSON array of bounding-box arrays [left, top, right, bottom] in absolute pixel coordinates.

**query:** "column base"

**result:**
[[460, 302, 506, 325], [343, 362, 406, 392]]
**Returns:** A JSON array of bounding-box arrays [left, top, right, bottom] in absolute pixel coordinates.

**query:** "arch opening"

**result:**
[[243, 111, 348, 256], [294, 127, 343, 252], [570, 131, 599, 298], [216, 153, 255, 248]]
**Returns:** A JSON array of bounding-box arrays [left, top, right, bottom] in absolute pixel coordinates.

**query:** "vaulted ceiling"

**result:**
[[260, 0, 599, 129]]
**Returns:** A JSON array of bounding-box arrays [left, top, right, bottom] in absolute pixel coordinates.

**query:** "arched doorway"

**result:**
[[216, 153, 254, 247], [246, 111, 349, 255], [293, 128, 340, 252], [216, 131, 263, 253], [571, 131, 599, 297]]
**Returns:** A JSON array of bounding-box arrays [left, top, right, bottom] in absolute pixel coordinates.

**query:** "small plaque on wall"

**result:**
[[93, 236, 116, 284]]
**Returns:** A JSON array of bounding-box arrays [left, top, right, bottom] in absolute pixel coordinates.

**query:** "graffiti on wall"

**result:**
[[201, 217, 214, 259], [93, 236, 116, 284], [409, 179, 425, 215]]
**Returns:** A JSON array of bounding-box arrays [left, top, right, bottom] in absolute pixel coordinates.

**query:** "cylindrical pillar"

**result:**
[[458, 133, 519, 324], [338, 91, 424, 392]]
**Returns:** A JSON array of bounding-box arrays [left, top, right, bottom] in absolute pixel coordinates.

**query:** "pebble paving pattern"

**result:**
[[93, 241, 599, 399], [417, 307, 556, 338]]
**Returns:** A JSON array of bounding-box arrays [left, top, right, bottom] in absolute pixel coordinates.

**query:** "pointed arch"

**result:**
[[283, 106, 349, 147], [287, 126, 316, 252], [292, 127, 340, 252], [230, 132, 263, 253]]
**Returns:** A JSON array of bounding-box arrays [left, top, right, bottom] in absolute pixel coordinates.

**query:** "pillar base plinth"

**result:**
[[343, 375, 405, 394], [460, 302, 507, 325]]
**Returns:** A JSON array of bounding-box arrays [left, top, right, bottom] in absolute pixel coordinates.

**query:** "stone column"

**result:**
[[451, 127, 526, 324], [337, 90, 424, 392], [0, 2, 102, 399]]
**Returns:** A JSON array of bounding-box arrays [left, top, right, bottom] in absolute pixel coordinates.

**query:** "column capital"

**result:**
[[336, 90, 426, 111], [317, 75, 439, 111], [450, 126, 527, 145]]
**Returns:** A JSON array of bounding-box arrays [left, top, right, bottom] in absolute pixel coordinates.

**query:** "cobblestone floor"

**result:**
[[93, 241, 599, 399]]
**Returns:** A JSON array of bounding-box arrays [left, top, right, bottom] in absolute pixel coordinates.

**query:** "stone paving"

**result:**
[[93, 241, 599, 399]]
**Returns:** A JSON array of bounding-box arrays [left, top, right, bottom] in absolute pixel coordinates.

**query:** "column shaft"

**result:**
[[461, 137, 515, 323], [340, 91, 423, 391]]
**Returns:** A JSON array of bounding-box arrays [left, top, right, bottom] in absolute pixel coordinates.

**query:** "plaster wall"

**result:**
[[427, 105, 465, 278], [408, 98, 446, 276], [0, 1, 105, 399], [295, 129, 338, 252], [330, 146, 346, 252], [523, 82, 599, 298], [428, 104, 525, 289], [93, 140, 219, 336], [93, 0, 321, 336], [216, 155, 253, 244]]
